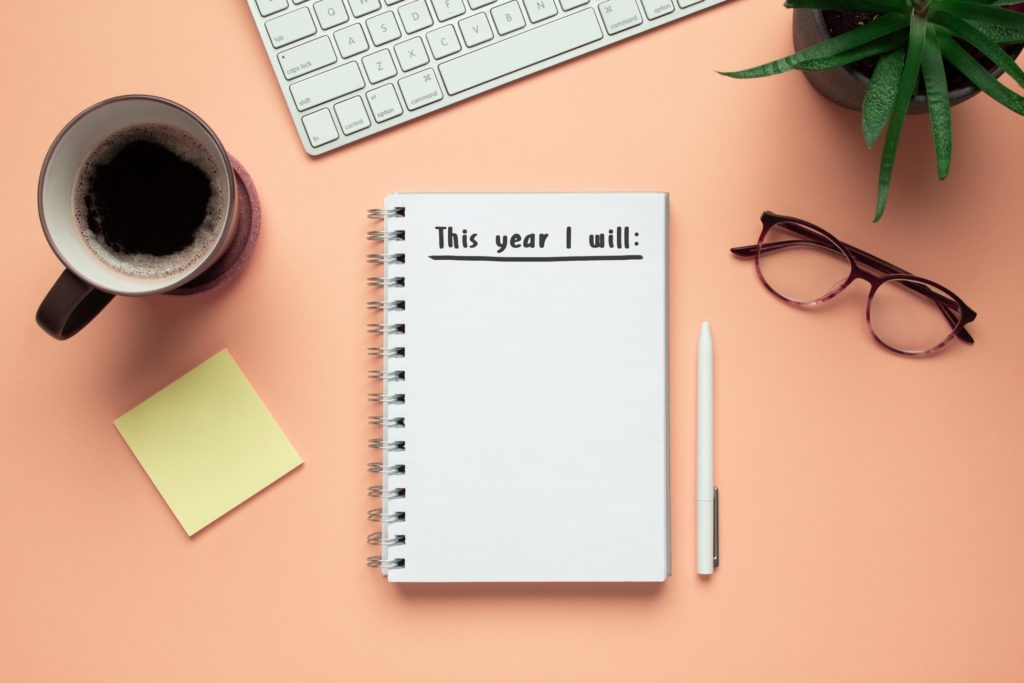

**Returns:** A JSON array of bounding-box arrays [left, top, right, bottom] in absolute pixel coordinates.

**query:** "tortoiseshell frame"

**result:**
[[731, 212, 977, 357]]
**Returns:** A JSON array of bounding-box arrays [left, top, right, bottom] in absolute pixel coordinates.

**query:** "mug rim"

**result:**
[[37, 94, 238, 296]]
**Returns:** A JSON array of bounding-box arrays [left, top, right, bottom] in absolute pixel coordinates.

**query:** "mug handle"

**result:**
[[36, 269, 114, 340]]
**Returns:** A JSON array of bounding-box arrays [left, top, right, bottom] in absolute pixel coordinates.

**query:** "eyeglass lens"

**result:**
[[756, 221, 852, 305], [869, 278, 961, 354]]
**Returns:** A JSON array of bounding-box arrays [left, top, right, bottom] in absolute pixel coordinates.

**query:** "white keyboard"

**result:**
[[246, 0, 726, 155]]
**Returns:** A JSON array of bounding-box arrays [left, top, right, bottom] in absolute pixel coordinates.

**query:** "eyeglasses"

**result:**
[[731, 212, 977, 356]]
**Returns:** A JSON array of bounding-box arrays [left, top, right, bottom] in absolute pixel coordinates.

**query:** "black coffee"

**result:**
[[74, 125, 226, 279]]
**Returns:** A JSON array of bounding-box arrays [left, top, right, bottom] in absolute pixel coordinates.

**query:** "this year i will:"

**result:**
[[435, 226, 641, 254]]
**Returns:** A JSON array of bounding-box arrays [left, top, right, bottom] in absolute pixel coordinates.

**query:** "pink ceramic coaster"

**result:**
[[170, 155, 261, 296]]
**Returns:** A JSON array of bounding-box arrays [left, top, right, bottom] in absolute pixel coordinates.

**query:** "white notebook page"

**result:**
[[378, 193, 668, 582]]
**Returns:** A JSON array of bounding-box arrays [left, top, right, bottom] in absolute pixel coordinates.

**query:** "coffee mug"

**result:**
[[36, 95, 242, 340]]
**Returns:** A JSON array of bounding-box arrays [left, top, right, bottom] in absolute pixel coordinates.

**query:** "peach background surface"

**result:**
[[2, 1, 1023, 681]]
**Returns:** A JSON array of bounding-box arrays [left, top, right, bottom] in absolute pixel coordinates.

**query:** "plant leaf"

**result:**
[[922, 26, 953, 179], [875, 13, 928, 221], [932, 9, 1024, 88], [799, 32, 907, 70], [938, 29, 1024, 114], [784, 0, 907, 13], [721, 13, 908, 78], [938, 1, 1024, 28], [863, 50, 905, 147], [965, 20, 1024, 44]]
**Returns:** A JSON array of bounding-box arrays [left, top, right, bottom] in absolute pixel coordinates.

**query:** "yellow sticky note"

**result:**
[[115, 349, 302, 536]]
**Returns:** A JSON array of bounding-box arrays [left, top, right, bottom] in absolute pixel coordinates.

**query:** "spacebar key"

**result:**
[[439, 9, 603, 95]]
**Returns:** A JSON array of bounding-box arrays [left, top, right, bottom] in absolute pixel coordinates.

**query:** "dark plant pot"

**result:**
[[791, 8, 984, 115]]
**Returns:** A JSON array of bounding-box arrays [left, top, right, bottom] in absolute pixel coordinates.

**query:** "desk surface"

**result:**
[[3, 2, 1023, 681]]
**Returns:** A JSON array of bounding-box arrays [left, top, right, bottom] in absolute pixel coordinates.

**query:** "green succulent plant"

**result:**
[[723, 0, 1024, 220]]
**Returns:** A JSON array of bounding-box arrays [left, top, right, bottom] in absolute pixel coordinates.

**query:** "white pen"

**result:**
[[697, 322, 718, 576]]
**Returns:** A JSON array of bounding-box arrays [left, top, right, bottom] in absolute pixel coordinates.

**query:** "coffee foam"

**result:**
[[73, 124, 228, 281]]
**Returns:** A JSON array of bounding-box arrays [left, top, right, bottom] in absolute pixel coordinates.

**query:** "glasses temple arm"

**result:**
[[730, 244, 759, 257]]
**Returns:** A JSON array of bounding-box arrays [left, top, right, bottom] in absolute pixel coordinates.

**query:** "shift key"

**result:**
[[290, 63, 365, 111]]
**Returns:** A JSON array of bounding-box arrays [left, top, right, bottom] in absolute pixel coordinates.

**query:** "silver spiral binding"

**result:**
[[368, 508, 406, 523], [367, 253, 404, 265], [368, 207, 407, 573], [368, 438, 405, 451], [367, 324, 405, 336], [368, 531, 406, 546], [368, 369, 405, 381], [369, 416, 405, 427], [367, 557, 405, 569], [367, 230, 405, 241], [368, 393, 405, 404], [367, 347, 405, 358], [367, 300, 405, 311], [367, 276, 405, 288], [368, 462, 406, 475], [367, 207, 405, 219], [368, 485, 406, 499]]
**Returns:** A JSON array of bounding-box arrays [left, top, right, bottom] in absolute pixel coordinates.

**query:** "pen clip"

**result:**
[[713, 487, 719, 568]]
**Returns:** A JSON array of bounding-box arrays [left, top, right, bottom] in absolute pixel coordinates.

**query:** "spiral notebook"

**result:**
[[367, 193, 669, 582]]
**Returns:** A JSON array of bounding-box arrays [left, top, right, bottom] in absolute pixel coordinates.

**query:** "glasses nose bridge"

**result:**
[[827, 268, 877, 305], [848, 265, 884, 290]]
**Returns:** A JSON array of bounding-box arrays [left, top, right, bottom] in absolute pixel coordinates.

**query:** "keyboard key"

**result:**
[[431, 0, 467, 20], [528, 0, 561, 21], [363, 49, 398, 83], [367, 83, 403, 122], [290, 62, 365, 110], [678, 0, 701, 7], [302, 108, 340, 146], [524, 0, 557, 22], [368, 11, 402, 45], [458, 13, 494, 47], [639, 0, 673, 17], [335, 24, 370, 57], [395, 68, 444, 109], [468, 0, 496, 7], [334, 96, 372, 134], [559, 0, 588, 8], [278, 36, 338, 80], [597, 0, 642, 34], [294, 0, 310, 3], [349, 0, 382, 17], [441, 8, 601, 94], [399, 0, 434, 32], [385, 0, 404, 4], [491, 1, 526, 34], [266, 8, 317, 47], [399, 68, 444, 110], [426, 25, 461, 58], [314, 0, 349, 28], [396, 37, 430, 71], [255, 0, 289, 16]]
